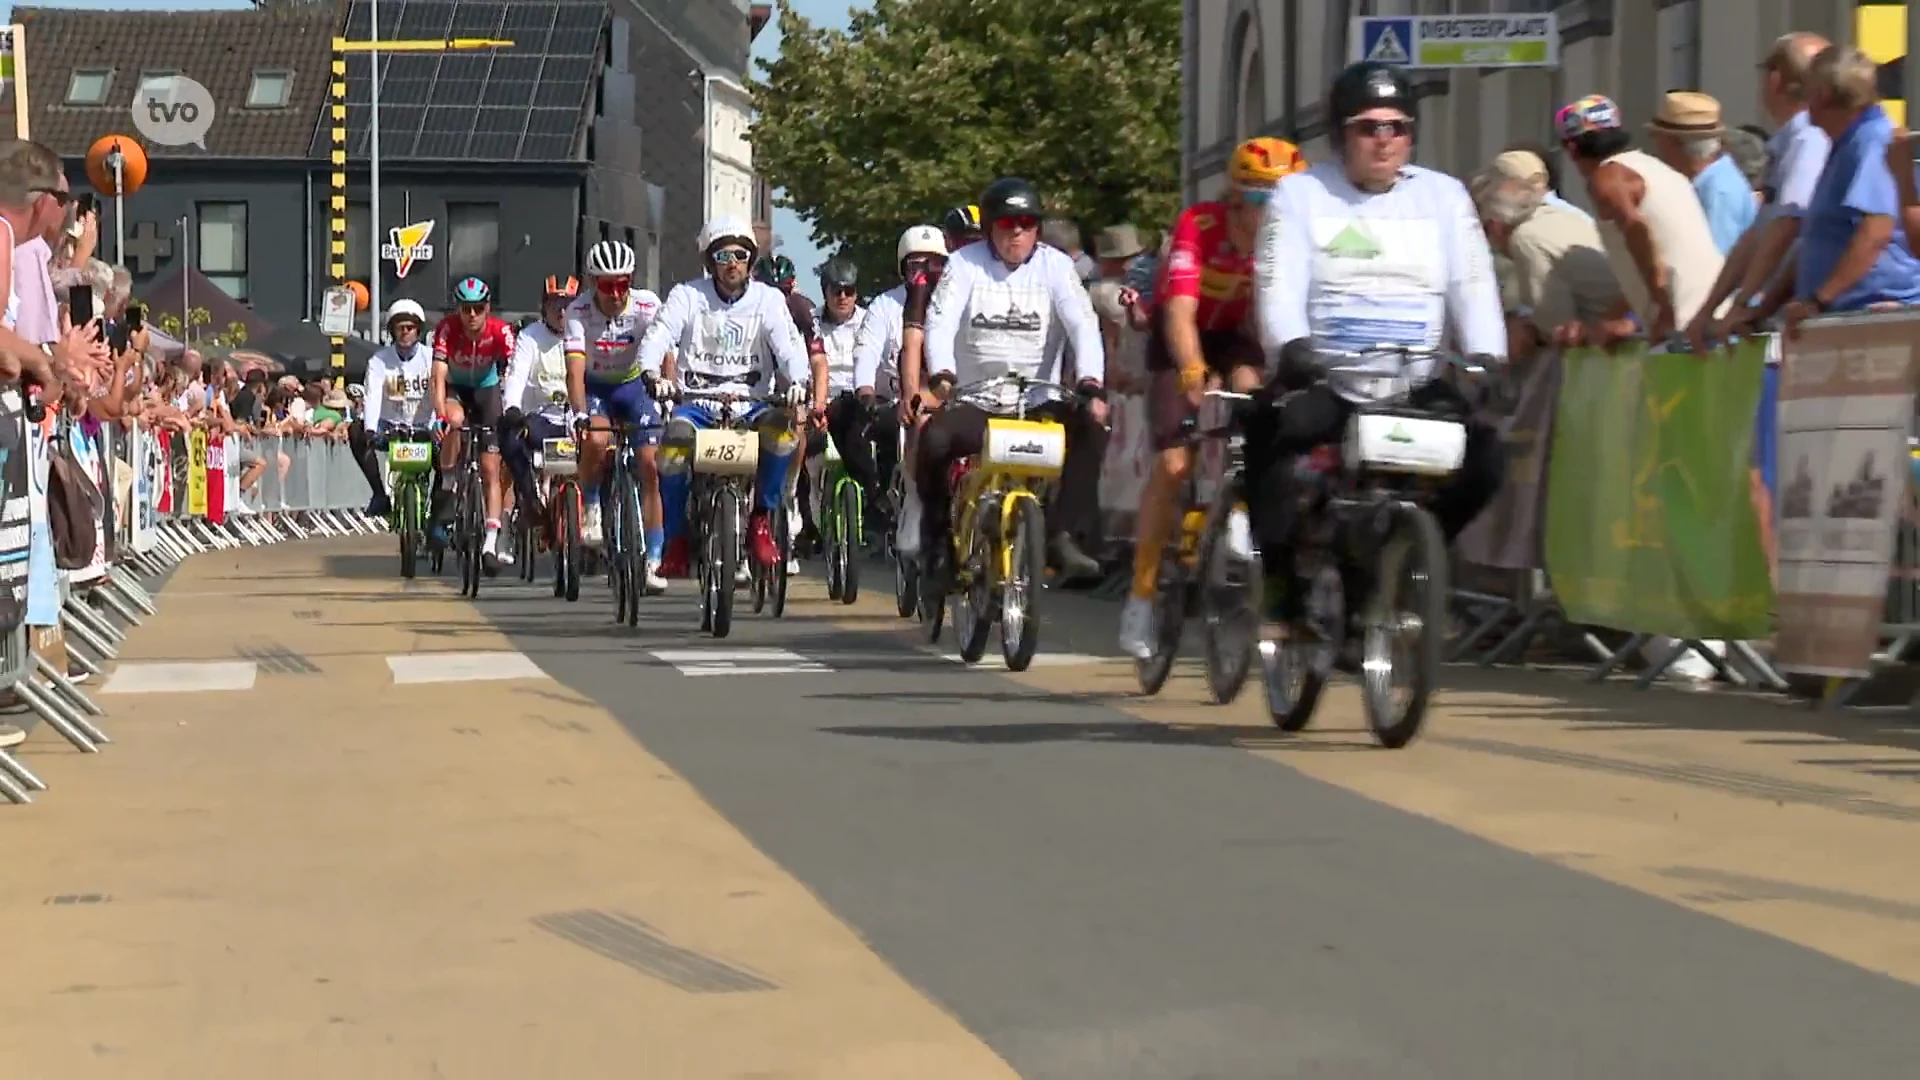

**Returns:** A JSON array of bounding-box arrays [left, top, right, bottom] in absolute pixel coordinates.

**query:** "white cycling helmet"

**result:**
[[696, 216, 757, 255], [385, 298, 426, 327], [586, 240, 636, 278], [897, 224, 947, 267]]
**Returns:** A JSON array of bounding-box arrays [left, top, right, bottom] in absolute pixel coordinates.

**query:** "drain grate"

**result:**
[[44, 893, 109, 905], [531, 909, 777, 993], [237, 643, 322, 675]]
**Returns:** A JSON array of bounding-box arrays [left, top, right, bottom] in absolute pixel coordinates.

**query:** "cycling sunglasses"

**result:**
[[457, 302, 489, 316], [992, 214, 1040, 233], [594, 275, 632, 294], [1347, 117, 1414, 140], [827, 284, 858, 299], [710, 248, 753, 266]]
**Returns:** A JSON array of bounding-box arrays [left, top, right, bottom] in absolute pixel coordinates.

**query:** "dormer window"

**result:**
[[246, 70, 292, 109], [65, 69, 112, 105]]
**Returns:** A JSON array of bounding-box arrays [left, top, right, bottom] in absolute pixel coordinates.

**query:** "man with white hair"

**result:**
[[1648, 91, 1758, 255], [1473, 150, 1623, 359]]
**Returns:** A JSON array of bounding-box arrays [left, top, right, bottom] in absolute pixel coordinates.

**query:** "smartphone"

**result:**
[[126, 303, 144, 332], [75, 193, 96, 217], [68, 284, 94, 327]]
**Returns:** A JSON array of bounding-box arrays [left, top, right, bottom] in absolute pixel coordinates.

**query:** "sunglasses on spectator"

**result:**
[[992, 215, 1040, 233], [458, 302, 488, 316], [594, 275, 632, 293], [710, 249, 753, 266], [1347, 117, 1414, 139], [904, 254, 945, 273]]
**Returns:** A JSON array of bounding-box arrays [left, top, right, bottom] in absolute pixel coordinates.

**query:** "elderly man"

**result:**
[[1556, 94, 1725, 344], [1474, 150, 1624, 359], [0, 140, 93, 384], [1648, 92, 1758, 255], [1087, 223, 1148, 392], [1780, 44, 1920, 332], [1687, 31, 1833, 349]]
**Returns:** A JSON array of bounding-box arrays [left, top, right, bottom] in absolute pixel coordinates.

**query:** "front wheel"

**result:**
[[1135, 549, 1187, 696], [1197, 498, 1259, 705], [999, 496, 1044, 672], [460, 471, 484, 599], [954, 512, 995, 664], [769, 501, 791, 618], [619, 475, 643, 628], [709, 487, 739, 639], [836, 479, 861, 606], [1262, 564, 1344, 732], [397, 478, 421, 580], [1361, 505, 1448, 749]]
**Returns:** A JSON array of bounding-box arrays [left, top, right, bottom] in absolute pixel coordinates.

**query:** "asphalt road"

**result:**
[[436, 548, 1920, 1080]]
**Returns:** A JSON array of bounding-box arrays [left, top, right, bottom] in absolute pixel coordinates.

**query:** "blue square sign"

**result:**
[[1359, 17, 1414, 66]]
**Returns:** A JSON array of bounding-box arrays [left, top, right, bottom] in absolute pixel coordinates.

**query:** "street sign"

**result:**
[[320, 286, 355, 337], [1351, 14, 1558, 69]]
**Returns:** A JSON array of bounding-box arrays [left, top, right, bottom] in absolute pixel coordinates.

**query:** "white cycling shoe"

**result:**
[[1118, 595, 1155, 660], [643, 559, 668, 595], [582, 504, 605, 547]]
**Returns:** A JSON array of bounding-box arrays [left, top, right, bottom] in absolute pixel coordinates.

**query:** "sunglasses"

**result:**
[[710, 249, 753, 266], [32, 187, 71, 205], [594, 275, 632, 294], [992, 215, 1040, 233], [1347, 117, 1414, 140], [827, 285, 858, 298], [904, 253, 945, 272], [458, 302, 489, 316]]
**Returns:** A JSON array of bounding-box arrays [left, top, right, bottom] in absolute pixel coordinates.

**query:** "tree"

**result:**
[[751, 0, 1180, 285]]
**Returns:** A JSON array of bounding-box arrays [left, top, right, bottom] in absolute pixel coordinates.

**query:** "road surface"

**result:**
[[5, 536, 1920, 1078]]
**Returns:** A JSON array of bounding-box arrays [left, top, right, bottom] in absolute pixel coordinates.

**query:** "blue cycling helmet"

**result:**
[[453, 276, 491, 304]]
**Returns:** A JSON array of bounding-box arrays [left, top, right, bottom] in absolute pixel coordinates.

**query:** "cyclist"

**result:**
[[356, 298, 434, 516], [564, 240, 668, 593], [756, 252, 827, 557], [851, 224, 947, 542], [800, 258, 867, 542], [912, 177, 1108, 584], [501, 275, 583, 562], [1250, 61, 1506, 634], [430, 276, 517, 571], [1117, 136, 1308, 659], [943, 204, 983, 253], [639, 217, 821, 578]]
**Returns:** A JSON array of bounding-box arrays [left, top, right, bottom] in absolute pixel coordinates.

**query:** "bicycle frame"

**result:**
[[945, 374, 1071, 587]]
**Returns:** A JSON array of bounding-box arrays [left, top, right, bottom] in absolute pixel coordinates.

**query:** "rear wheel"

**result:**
[[770, 501, 791, 618], [1262, 564, 1343, 732], [836, 480, 861, 605], [709, 487, 739, 639], [1362, 505, 1448, 749], [999, 496, 1044, 672], [1197, 497, 1258, 705]]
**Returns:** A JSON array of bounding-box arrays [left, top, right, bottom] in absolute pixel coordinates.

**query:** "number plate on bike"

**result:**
[[540, 438, 579, 477], [1345, 413, 1466, 476], [692, 428, 759, 476], [983, 418, 1065, 477], [387, 440, 433, 467]]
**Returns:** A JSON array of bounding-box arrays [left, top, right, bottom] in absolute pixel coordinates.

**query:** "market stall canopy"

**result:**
[[255, 321, 378, 381], [139, 265, 276, 346]]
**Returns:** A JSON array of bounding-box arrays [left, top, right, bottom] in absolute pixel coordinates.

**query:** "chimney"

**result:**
[[750, 2, 772, 41]]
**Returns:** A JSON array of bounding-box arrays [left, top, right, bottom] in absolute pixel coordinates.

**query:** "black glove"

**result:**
[[1270, 337, 1319, 393]]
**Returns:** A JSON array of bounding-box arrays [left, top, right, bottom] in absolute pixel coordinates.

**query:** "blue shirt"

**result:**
[[1693, 153, 1759, 255], [1797, 105, 1920, 310]]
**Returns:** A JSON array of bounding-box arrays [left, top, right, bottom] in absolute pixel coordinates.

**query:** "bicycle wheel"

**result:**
[[398, 478, 420, 580], [770, 500, 791, 618], [709, 486, 739, 638], [1135, 543, 1187, 697], [822, 474, 844, 602], [608, 475, 633, 624], [954, 508, 994, 664], [1361, 504, 1447, 749], [1000, 496, 1044, 671], [1196, 496, 1258, 705], [1262, 564, 1343, 732], [561, 485, 583, 602], [619, 474, 643, 627], [836, 479, 861, 606], [518, 500, 537, 582], [551, 487, 568, 598], [461, 470, 484, 598]]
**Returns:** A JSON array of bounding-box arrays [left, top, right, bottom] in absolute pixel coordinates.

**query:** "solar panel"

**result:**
[[525, 107, 577, 138], [422, 104, 471, 133], [553, 4, 604, 31], [344, 0, 371, 40], [381, 78, 436, 106], [533, 62, 591, 109], [519, 134, 576, 161], [395, 1, 455, 40], [413, 129, 469, 159], [547, 27, 601, 56], [473, 107, 527, 134], [450, 1, 507, 37], [468, 131, 524, 159], [503, 4, 556, 52], [377, 105, 428, 140], [439, 53, 491, 80]]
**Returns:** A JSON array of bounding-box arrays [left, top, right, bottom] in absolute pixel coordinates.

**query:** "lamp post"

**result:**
[[106, 145, 125, 266]]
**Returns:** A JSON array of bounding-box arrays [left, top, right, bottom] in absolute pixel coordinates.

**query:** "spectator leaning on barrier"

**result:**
[[1501, 140, 1594, 226], [1556, 93, 1726, 345], [1474, 150, 1625, 361], [1648, 92, 1758, 256], [1780, 45, 1920, 335], [1725, 125, 1771, 199], [0, 139, 92, 386], [1688, 32, 1832, 348]]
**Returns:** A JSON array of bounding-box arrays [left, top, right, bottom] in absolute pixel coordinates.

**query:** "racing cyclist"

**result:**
[[806, 257, 874, 541], [851, 224, 947, 544], [913, 177, 1108, 584], [430, 276, 517, 571], [356, 299, 434, 517], [943, 204, 983, 253], [639, 217, 821, 579], [501, 276, 583, 565], [756, 251, 827, 555], [1118, 136, 1308, 658], [565, 240, 667, 592], [1251, 60, 1506, 634]]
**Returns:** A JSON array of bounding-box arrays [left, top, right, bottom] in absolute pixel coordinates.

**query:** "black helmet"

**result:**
[[979, 177, 1043, 224], [942, 204, 982, 236], [818, 257, 858, 290], [1329, 62, 1415, 129]]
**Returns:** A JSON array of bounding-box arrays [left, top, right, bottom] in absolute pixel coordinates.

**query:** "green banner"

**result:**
[[1543, 341, 1774, 639]]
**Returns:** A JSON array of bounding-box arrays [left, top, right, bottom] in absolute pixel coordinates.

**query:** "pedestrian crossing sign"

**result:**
[[1363, 19, 1413, 65]]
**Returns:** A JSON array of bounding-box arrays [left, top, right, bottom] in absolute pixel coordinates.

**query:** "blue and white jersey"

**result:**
[[637, 278, 809, 398]]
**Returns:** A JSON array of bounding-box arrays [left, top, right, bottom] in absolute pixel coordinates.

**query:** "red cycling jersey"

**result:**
[[431, 314, 516, 386], [1153, 201, 1254, 333]]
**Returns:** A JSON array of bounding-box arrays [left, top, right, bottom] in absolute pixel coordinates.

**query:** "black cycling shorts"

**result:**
[[449, 383, 504, 452]]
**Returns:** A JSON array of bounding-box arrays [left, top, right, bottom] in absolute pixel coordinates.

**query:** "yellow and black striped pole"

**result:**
[[1859, 0, 1906, 128], [329, 47, 348, 384]]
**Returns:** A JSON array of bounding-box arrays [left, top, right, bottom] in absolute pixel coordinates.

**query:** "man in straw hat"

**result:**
[[1648, 91, 1758, 255]]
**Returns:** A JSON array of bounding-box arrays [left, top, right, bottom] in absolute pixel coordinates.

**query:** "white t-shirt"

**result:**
[[563, 289, 661, 384], [851, 285, 905, 396], [922, 241, 1104, 394], [503, 320, 570, 417], [817, 304, 865, 395], [361, 342, 434, 429], [637, 278, 809, 398]]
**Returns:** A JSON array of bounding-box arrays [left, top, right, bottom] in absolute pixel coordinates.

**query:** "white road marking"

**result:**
[[937, 652, 1110, 669], [386, 651, 550, 685], [101, 661, 259, 694], [649, 648, 833, 676]]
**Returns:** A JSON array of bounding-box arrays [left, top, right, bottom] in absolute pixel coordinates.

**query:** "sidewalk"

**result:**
[[0, 540, 1015, 1079]]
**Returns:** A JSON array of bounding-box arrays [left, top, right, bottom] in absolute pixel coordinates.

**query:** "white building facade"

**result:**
[[1184, 0, 1871, 205]]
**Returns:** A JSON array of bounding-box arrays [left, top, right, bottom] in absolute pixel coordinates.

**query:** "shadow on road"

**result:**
[[820, 717, 1380, 752]]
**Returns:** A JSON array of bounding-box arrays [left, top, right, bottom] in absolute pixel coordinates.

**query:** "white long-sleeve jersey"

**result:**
[[851, 285, 904, 396], [922, 241, 1104, 396], [361, 341, 434, 430], [502, 320, 570, 417], [1256, 162, 1505, 401], [817, 303, 865, 395], [637, 278, 809, 397]]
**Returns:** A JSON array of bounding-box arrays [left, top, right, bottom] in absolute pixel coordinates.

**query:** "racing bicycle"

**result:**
[[596, 414, 664, 628], [819, 394, 874, 606], [444, 420, 489, 599], [514, 396, 587, 602], [380, 425, 438, 580]]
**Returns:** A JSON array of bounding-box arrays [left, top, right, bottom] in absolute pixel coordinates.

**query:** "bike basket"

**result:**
[[1343, 412, 1466, 476], [983, 417, 1066, 478], [386, 439, 435, 474], [692, 428, 759, 476], [540, 437, 579, 477]]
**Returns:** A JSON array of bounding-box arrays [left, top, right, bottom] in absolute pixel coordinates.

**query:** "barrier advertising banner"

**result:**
[[1772, 314, 1919, 676], [1543, 341, 1774, 640], [187, 428, 208, 517], [205, 431, 226, 525]]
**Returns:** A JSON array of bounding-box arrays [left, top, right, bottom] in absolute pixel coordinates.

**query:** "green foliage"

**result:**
[[751, 0, 1181, 285]]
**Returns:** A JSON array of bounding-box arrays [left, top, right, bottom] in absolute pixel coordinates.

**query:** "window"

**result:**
[[65, 69, 112, 106], [135, 70, 179, 104], [246, 70, 292, 109], [197, 202, 249, 302], [446, 203, 501, 289], [345, 202, 371, 281]]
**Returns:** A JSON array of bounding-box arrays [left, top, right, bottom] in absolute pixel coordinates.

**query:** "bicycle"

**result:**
[[889, 423, 918, 618], [592, 414, 664, 628], [818, 393, 879, 606], [380, 425, 438, 580], [442, 420, 489, 599], [670, 388, 782, 639], [506, 398, 587, 601], [1135, 390, 1263, 705], [1258, 348, 1478, 749], [921, 372, 1073, 672]]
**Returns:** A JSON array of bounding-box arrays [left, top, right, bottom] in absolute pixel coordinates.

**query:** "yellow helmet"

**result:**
[[1228, 137, 1308, 188]]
